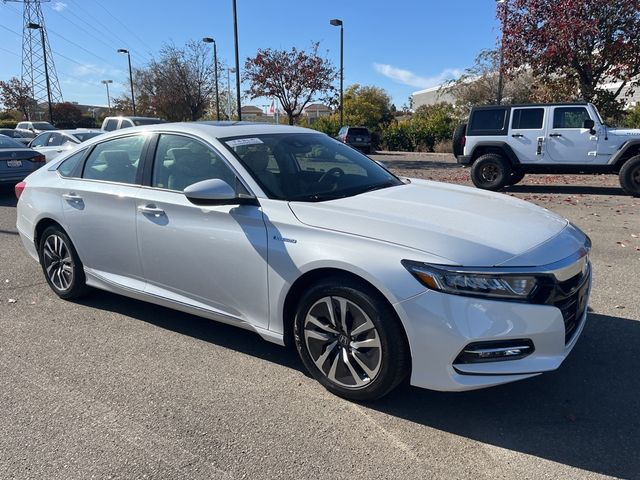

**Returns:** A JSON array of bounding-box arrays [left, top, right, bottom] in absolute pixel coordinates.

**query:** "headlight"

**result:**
[[402, 260, 541, 300]]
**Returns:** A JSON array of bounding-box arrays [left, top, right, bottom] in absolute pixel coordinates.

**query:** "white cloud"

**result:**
[[52, 2, 68, 12], [373, 63, 462, 89], [71, 64, 122, 77]]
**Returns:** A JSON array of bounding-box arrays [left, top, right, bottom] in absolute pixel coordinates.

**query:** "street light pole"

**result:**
[[202, 37, 220, 120], [232, 0, 242, 120], [227, 68, 236, 120], [330, 19, 344, 127], [117, 49, 136, 115], [496, 0, 507, 105], [101, 80, 113, 113], [27, 23, 53, 124]]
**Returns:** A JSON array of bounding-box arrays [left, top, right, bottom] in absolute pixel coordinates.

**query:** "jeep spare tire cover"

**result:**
[[452, 123, 467, 158]]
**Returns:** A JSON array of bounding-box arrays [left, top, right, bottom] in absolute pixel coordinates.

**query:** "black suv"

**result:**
[[337, 126, 372, 154]]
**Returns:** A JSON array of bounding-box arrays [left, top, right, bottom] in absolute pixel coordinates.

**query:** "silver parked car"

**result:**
[[29, 129, 104, 162], [15, 122, 591, 400]]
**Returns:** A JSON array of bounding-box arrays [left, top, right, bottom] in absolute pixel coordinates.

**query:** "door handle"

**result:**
[[511, 134, 524, 138], [549, 133, 562, 138], [138, 205, 165, 217], [62, 193, 82, 201]]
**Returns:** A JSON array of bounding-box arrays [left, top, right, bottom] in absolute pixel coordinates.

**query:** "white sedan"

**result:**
[[29, 129, 103, 162], [15, 122, 591, 400]]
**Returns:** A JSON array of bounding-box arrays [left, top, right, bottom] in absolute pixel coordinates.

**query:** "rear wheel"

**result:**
[[38, 226, 88, 299], [619, 155, 640, 196], [294, 277, 409, 401], [470, 153, 512, 190]]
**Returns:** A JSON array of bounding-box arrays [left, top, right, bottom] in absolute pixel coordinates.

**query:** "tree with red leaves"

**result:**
[[501, 0, 640, 116], [0, 77, 36, 120], [244, 43, 336, 125]]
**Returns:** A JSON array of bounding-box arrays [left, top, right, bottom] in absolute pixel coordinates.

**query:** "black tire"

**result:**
[[619, 155, 640, 197], [293, 276, 410, 401], [38, 225, 89, 300], [470, 153, 512, 190], [452, 123, 467, 158], [506, 168, 526, 186]]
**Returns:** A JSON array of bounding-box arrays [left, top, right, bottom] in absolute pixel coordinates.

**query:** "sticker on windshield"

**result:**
[[226, 137, 264, 147]]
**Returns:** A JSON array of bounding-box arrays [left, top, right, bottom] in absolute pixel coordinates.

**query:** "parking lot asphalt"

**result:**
[[1, 155, 639, 480]]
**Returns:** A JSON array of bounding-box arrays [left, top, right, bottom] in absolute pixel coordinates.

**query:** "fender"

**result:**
[[609, 139, 640, 166], [470, 142, 521, 166]]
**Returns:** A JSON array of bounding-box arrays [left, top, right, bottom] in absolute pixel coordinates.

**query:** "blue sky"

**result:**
[[0, 0, 501, 110]]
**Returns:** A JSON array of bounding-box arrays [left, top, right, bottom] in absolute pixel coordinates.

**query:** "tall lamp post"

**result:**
[[227, 68, 236, 120], [496, 0, 507, 105], [101, 79, 113, 113], [117, 49, 136, 115], [330, 19, 344, 127], [232, 0, 242, 120], [202, 37, 220, 120], [27, 23, 53, 124]]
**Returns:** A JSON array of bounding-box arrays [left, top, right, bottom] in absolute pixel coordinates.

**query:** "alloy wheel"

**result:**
[[42, 234, 74, 291], [481, 163, 500, 182], [303, 296, 382, 389]]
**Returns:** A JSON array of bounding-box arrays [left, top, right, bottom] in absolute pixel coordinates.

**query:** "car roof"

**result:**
[[100, 121, 318, 138], [472, 102, 590, 110]]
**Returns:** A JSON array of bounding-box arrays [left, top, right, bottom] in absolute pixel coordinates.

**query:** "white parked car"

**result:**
[[15, 121, 57, 135], [29, 129, 103, 162], [15, 123, 592, 400]]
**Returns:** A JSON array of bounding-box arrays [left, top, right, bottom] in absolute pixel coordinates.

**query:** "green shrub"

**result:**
[[623, 104, 640, 128], [0, 120, 18, 129]]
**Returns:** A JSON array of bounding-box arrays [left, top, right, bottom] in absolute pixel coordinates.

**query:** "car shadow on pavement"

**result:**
[[371, 312, 640, 479], [75, 290, 304, 373], [504, 184, 626, 196], [382, 160, 462, 171]]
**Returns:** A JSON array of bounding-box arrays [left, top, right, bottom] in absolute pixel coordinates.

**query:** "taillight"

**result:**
[[32, 154, 46, 163], [461, 136, 466, 147], [15, 181, 26, 199]]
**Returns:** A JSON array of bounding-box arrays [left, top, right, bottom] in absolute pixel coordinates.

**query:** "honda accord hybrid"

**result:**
[[15, 122, 591, 400]]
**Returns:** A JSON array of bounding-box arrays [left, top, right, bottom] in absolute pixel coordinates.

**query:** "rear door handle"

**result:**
[[511, 134, 524, 138], [549, 133, 562, 138], [62, 193, 82, 201], [138, 205, 165, 217]]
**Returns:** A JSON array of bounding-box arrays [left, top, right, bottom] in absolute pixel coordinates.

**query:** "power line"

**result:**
[[91, 0, 156, 58]]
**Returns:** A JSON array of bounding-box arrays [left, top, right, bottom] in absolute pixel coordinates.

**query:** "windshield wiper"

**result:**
[[356, 181, 400, 195]]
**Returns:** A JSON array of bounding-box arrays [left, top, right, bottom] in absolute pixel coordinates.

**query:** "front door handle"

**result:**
[[62, 193, 83, 202], [511, 133, 524, 138], [138, 205, 165, 217], [549, 133, 563, 138]]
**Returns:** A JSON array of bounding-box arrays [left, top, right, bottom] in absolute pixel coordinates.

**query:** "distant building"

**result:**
[[303, 103, 332, 120], [411, 85, 456, 109], [241, 105, 264, 119]]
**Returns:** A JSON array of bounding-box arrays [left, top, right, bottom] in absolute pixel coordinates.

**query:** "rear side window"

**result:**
[[511, 108, 544, 129], [57, 150, 85, 177], [468, 108, 509, 135], [30, 133, 50, 147], [348, 128, 369, 136], [553, 107, 591, 129], [103, 119, 118, 131], [82, 135, 146, 185], [47, 133, 63, 147], [121, 120, 134, 129]]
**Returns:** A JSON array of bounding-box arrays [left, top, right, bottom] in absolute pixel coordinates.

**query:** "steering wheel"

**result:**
[[318, 167, 345, 184]]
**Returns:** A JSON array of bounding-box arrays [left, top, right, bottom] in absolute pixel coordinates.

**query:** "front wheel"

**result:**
[[294, 277, 410, 401], [470, 153, 512, 190], [619, 155, 640, 196], [38, 225, 88, 299]]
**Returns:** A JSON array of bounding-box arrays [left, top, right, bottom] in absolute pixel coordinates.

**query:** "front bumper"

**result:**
[[394, 267, 591, 392]]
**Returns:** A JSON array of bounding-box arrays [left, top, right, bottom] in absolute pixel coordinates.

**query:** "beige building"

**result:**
[[303, 103, 332, 120]]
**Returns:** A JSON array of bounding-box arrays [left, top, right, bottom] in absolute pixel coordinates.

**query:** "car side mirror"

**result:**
[[582, 119, 596, 135], [183, 178, 258, 206]]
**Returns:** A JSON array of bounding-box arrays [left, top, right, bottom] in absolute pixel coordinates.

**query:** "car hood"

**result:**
[[607, 127, 640, 137], [288, 179, 574, 267]]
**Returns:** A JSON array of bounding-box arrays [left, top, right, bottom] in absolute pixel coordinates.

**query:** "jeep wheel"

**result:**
[[619, 155, 640, 197], [452, 123, 467, 158], [470, 153, 512, 190], [506, 168, 526, 186]]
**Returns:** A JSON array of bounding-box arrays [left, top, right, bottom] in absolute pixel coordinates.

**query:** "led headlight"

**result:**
[[402, 260, 541, 300]]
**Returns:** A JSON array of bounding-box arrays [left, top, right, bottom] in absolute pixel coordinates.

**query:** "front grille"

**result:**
[[550, 265, 590, 344]]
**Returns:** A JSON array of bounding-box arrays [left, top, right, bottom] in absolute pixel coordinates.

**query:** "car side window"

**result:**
[[121, 119, 134, 129], [82, 135, 145, 185], [511, 108, 544, 129], [30, 133, 50, 147], [104, 119, 118, 131], [553, 107, 591, 129], [58, 150, 85, 177], [152, 134, 236, 191], [47, 133, 63, 147]]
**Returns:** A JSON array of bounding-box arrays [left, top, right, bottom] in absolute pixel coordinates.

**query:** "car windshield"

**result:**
[[32, 122, 56, 130], [133, 118, 164, 126], [72, 132, 102, 142], [0, 135, 25, 148], [221, 133, 402, 202]]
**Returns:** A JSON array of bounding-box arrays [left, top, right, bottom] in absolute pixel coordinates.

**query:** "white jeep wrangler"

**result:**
[[453, 103, 640, 196]]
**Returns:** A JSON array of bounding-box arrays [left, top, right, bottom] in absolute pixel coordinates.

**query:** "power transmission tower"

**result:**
[[7, 0, 63, 120]]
